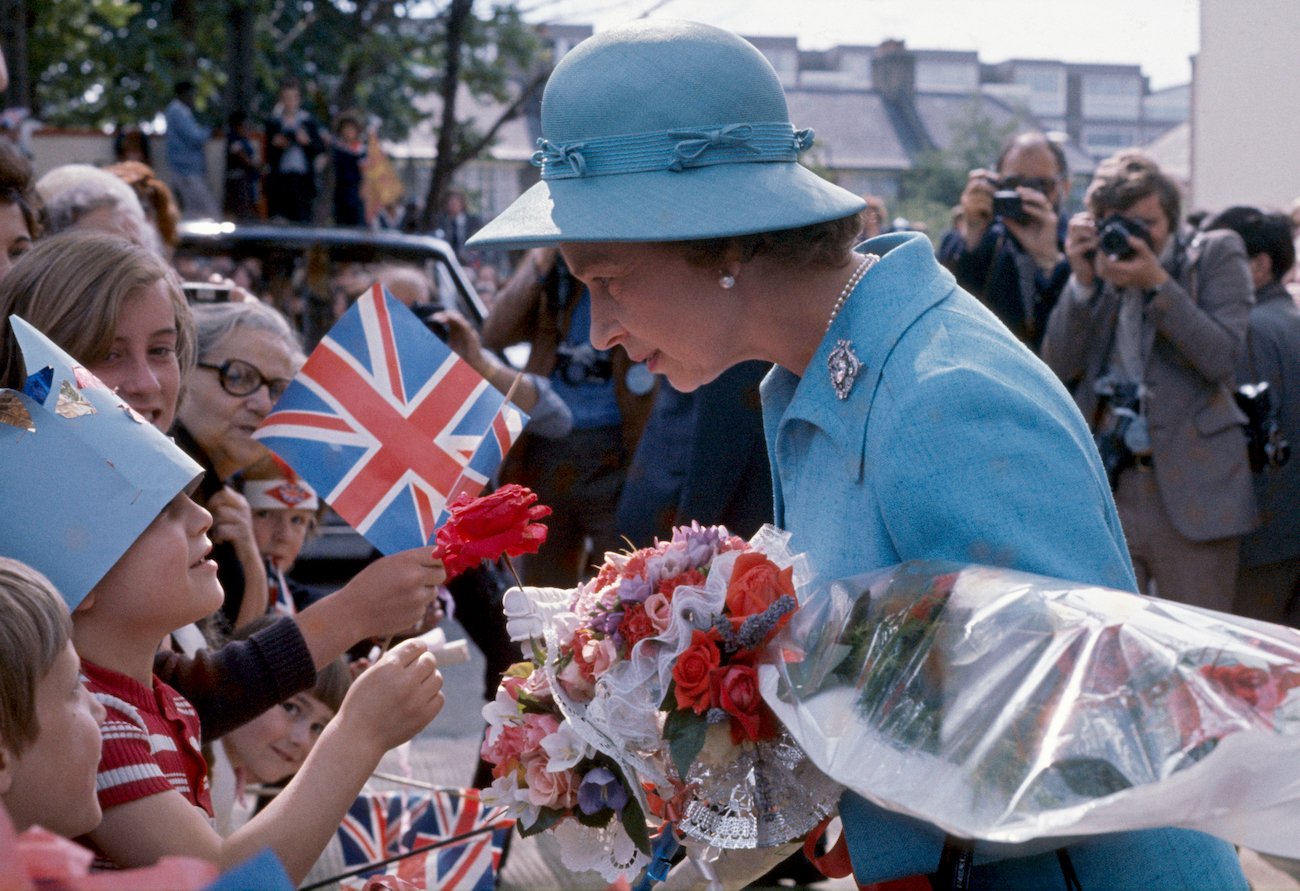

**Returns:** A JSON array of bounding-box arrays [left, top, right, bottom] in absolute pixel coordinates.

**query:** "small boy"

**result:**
[[0, 557, 105, 839], [3, 319, 446, 882]]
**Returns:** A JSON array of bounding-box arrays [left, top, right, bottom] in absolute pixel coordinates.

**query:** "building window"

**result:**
[[1082, 127, 1137, 155], [1081, 72, 1141, 119], [916, 61, 979, 93]]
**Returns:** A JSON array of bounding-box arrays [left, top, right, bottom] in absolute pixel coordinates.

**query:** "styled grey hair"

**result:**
[[190, 300, 306, 368], [34, 163, 161, 255]]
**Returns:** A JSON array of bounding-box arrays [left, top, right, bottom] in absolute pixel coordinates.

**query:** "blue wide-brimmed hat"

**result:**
[[468, 20, 866, 249]]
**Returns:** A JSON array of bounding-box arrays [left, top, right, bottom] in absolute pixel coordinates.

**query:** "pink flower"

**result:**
[[523, 757, 578, 810], [644, 592, 674, 634], [557, 659, 595, 699], [522, 712, 560, 750], [585, 636, 619, 676]]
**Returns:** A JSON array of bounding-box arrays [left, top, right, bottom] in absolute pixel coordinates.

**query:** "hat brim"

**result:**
[[468, 161, 866, 250]]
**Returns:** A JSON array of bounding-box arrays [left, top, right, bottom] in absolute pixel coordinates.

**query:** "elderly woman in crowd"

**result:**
[[0, 230, 442, 739], [173, 299, 307, 631], [468, 20, 1247, 891], [0, 141, 38, 282], [35, 162, 161, 255]]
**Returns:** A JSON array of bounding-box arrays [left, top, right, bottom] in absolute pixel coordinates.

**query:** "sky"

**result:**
[[524, 0, 1201, 90]]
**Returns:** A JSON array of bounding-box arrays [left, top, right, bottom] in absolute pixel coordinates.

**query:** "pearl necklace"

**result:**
[[826, 253, 880, 332]]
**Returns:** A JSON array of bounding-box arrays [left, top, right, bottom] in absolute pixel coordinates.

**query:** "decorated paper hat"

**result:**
[[244, 455, 320, 511], [468, 20, 866, 249], [0, 316, 202, 609]]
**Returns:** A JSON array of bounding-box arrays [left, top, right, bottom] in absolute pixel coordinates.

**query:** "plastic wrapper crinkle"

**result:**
[[760, 561, 1300, 859]]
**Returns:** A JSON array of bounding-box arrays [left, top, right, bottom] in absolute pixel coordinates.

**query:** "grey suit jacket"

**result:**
[[1041, 228, 1258, 542]]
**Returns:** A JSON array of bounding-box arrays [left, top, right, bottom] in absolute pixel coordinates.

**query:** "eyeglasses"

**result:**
[[998, 175, 1062, 194], [197, 359, 292, 402]]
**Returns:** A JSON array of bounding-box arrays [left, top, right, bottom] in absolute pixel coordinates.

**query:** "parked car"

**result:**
[[175, 221, 493, 579]]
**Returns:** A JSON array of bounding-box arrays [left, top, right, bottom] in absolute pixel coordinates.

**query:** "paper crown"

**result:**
[[0, 316, 201, 610]]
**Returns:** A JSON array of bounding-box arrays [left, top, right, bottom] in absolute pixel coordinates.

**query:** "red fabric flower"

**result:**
[[712, 662, 763, 742], [618, 602, 657, 649], [724, 552, 795, 629], [673, 630, 721, 714], [658, 568, 705, 599], [432, 484, 551, 579]]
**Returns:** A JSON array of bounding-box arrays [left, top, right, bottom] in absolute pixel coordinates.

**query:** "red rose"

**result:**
[[712, 662, 762, 742], [724, 552, 795, 628], [618, 602, 657, 649], [673, 630, 721, 714], [433, 484, 551, 579]]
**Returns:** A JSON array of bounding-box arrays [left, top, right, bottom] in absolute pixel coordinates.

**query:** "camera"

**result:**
[[408, 302, 449, 342], [181, 280, 234, 303], [1235, 381, 1291, 472], [1097, 215, 1155, 261], [992, 190, 1029, 224], [1093, 381, 1141, 489], [553, 342, 612, 386]]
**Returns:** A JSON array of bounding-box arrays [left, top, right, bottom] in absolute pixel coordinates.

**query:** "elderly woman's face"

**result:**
[[181, 327, 296, 480], [85, 281, 181, 431], [560, 241, 740, 393]]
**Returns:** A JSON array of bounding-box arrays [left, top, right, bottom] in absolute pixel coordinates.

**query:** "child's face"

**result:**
[[85, 280, 182, 432], [0, 642, 106, 837], [223, 693, 335, 784], [87, 494, 223, 635], [252, 507, 315, 571], [339, 122, 359, 142]]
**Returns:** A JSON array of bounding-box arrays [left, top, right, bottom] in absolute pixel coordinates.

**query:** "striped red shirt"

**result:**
[[81, 660, 213, 817]]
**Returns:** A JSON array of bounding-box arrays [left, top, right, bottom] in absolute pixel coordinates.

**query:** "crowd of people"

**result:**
[[1, 22, 1298, 890]]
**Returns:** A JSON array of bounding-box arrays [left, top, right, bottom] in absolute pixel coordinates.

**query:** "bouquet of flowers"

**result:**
[[484, 524, 841, 881], [762, 561, 1300, 861]]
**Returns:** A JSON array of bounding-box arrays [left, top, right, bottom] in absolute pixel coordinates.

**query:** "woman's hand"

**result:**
[[335, 639, 445, 755]]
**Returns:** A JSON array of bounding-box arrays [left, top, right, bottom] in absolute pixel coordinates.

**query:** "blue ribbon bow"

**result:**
[[666, 124, 758, 171], [531, 138, 588, 176]]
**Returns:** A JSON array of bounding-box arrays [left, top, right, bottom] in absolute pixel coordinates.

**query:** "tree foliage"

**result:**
[[896, 98, 1023, 238], [23, 0, 542, 151]]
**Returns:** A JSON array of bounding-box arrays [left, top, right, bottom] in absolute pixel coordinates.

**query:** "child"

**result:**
[[0, 558, 105, 839], [210, 616, 351, 835], [3, 320, 446, 882], [243, 454, 323, 617]]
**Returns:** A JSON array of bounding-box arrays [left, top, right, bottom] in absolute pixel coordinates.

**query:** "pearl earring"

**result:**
[[719, 273, 736, 290]]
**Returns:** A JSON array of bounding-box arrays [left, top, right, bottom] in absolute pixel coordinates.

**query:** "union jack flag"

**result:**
[[334, 790, 512, 891], [253, 284, 527, 555]]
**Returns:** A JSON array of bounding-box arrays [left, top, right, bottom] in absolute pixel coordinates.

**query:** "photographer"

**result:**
[[938, 131, 1071, 351], [1042, 151, 1257, 611], [1203, 208, 1300, 625], [481, 247, 655, 586]]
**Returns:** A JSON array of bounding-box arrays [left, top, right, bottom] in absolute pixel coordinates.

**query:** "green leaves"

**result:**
[[663, 701, 708, 782]]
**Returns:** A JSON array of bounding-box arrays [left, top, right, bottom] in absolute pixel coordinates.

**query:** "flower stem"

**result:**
[[504, 554, 526, 591]]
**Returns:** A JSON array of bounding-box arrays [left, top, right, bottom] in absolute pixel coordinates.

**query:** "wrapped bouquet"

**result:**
[[763, 561, 1300, 859], [484, 524, 841, 881]]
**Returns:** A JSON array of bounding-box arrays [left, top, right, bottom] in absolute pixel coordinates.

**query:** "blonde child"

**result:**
[[0, 558, 105, 839]]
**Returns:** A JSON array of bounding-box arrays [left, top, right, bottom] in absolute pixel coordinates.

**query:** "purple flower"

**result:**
[[577, 766, 628, 815], [618, 574, 652, 604], [591, 608, 624, 637], [671, 522, 728, 569]]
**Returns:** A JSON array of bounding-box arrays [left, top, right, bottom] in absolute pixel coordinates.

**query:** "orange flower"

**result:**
[[724, 552, 794, 627]]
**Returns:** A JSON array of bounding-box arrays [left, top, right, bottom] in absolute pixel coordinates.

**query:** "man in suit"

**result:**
[[1203, 207, 1300, 625], [265, 78, 325, 223], [433, 189, 482, 264], [1042, 151, 1257, 611]]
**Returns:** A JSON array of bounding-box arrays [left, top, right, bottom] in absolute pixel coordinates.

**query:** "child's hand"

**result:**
[[208, 486, 257, 556], [337, 639, 444, 753], [336, 548, 446, 640]]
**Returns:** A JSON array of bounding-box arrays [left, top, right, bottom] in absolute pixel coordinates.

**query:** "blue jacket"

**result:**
[[164, 98, 210, 177], [761, 231, 1246, 888]]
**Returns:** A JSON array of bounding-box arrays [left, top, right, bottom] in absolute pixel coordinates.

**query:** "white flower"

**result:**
[[540, 720, 593, 772], [481, 688, 519, 744]]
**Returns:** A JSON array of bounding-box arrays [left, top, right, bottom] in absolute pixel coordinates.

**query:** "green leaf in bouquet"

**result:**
[[531, 636, 548, 667], [516, 689, 554, 715], [659, 680, 678, 712], [664, 706, 708, 780], [576, 807, 614, 828], [518, 806, 566, 838], [617, 778, 653, 856]]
